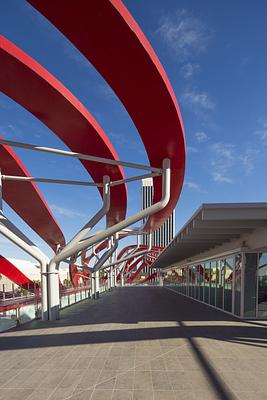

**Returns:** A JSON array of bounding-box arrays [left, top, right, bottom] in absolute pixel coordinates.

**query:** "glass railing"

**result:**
[[0, 282, 111, 332]]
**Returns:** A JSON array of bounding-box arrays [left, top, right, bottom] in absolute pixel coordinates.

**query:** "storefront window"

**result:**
[[244, 253, 257, 318], [216, 259, 224, 309], [234, 254, 242, 316], [210, 261, 217, 306], [258, 253, 267, 317], [224, 257, 233, 313], [198, 264, 204, 301], [204, 262, 210, 304], [192, 265, 198, 299]]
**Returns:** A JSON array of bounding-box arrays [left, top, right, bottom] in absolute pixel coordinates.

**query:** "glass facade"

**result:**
[[164, 250, 267, 319], [258, 253, 267, 317], [224, 257, 233, 313]]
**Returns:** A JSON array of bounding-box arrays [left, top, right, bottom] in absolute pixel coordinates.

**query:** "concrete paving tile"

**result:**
[[95, 378, 116, 390], [78, 369, 101, 389], [97, 370, 118, 383], [58, 370, 84, 389], [115, 372, 134, 390], [149, 357, 166, 371], [103, 358, 121, 370], [151, 371, 172, 390], [118, 357, 135, 370], [173, 390, 196, 400], [49, 388, 74, 400], [132, 390, 153, 400], [3, 369, 48, 389], [0, 388, 34, 400], [153, 391, 176, 400], [72, 357, 94, 369], [134, 371, 152, 390], [0, 369, 22, 387], [235, 392, 267, 400], [39, 370, 68, 389], [163, 357, 183, 371], [25, 388, 55, 400], [91, 390, 113, 400], [195, 390, 225, 400], [111, 390, 133, 400], [90, 357, 107, 370], [179, 357, 201, 371], [168, 371, 191, 391], [69, 389, 93, 399], [1, 288, 267, 400], [134, 359, 151, 371]]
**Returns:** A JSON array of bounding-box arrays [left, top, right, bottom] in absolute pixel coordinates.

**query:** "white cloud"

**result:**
[[212, 172, 233, 184], [50, 204, 86, 218], [195, 131, 208, 143], [180, 63, 200, 79], [209, 143, 235, 184], [157, 10, 211, 61], [182, 90, 215, 111], [187, 146, 199, 154], [184, 181, 201, 190], [209, 142, 258, 183], [255, 130, 267, 144]]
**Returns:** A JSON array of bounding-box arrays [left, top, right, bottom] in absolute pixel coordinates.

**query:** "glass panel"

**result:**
[[189, 266, 193, 297], [244, 253, 258, 317], [182, 267, 187, 294], [216, 260, 224, 309], [234, 254, 242, 316], [204, 262, 210, 303], [224, 257, 234, 313], [258, 253, 267, 317], [198, 264, 204, 301], [210, 261, 217, 306], [192, 265, 197, 299]]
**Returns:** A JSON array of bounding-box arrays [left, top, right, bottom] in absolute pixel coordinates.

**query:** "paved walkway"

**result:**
[[0, 286, 267, 400]]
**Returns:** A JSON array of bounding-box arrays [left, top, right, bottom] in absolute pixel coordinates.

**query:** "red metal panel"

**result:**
[[28, 0, 186, 231], [126, 261, 146, 283], [0, 142, 65, 250], [0, 255, 35, 289], [0, 35, 127, 228]]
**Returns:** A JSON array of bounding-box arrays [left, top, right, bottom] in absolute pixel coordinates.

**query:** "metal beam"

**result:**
[[0, 139, 161, 173]]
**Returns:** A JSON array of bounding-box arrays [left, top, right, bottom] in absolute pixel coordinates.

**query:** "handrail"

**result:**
[[0, 212, 49, 320]]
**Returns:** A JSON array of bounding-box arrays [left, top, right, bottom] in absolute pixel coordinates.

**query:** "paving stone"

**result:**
[[0, 287, 267, 400]]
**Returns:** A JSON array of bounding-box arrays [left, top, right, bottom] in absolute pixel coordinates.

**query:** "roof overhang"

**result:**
[[152, 203, 267, 269]]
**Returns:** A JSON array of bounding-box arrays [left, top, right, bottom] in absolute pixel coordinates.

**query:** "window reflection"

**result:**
[[258, 253, 267, 317], [198, 264, 204, 301], [224, 257, 233, 313], [204, 262, 210, 304], [234, 254, 242, 316], [210, 261, 217, 306], [164, 250, 267, 320], [216, 260, 223, 309]]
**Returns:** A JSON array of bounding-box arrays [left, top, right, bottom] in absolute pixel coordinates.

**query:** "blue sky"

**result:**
[[1, 0, 267, 261]]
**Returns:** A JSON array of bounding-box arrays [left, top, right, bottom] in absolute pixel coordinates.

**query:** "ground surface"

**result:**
[[0, 286, 267, 400]]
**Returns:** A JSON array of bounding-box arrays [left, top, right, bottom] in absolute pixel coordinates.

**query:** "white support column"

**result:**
[[107, 269, 111, 290], [111, 266, 115, 288], [91, 273, 96, 298], [159, 269, 163, 287], [95, 270, 100, 299], [121, 273, 125, 287]]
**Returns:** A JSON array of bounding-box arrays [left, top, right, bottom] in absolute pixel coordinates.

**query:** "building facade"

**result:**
[[153, 203, 267, 319]]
